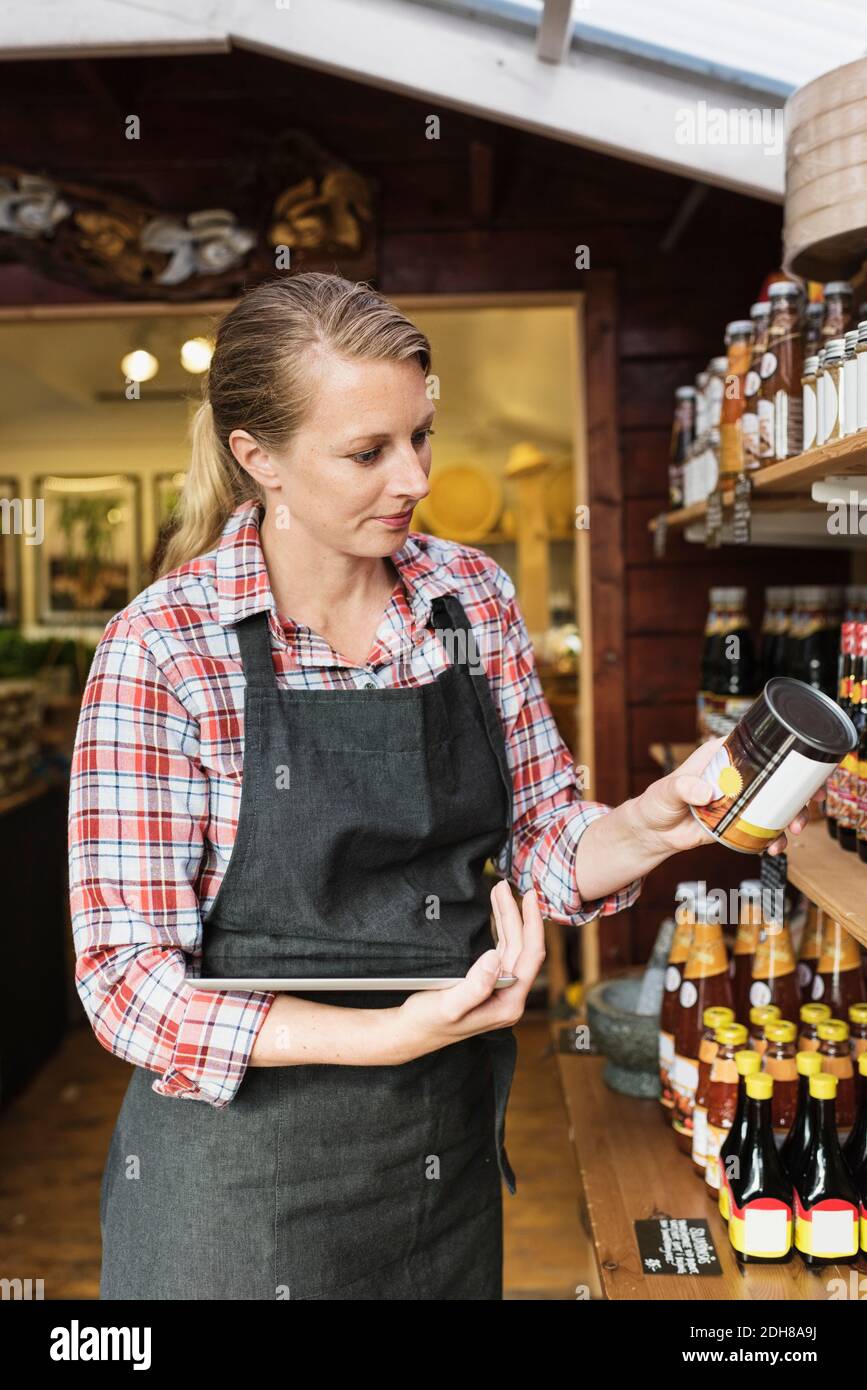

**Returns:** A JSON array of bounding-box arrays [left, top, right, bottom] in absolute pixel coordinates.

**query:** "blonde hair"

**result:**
[[159, 272, 431, 576]]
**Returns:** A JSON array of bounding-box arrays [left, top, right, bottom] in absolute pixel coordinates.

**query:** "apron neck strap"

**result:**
[[233, 610, 276, 687]]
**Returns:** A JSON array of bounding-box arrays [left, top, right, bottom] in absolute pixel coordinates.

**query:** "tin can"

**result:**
[[692, 677, 857, 855]]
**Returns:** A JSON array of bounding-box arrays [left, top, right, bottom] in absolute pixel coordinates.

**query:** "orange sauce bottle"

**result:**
[[798, 1001, 831, 1053], [762, 1020, 799, 1145], [692, 1005, 735, 1176], [749, 1003, 781, 1058], [796, 901, 823, 1005], [705, 1022, 748, 1195], [659, 892, 695, 1114], [818, 1019, 856, 1133], [751, 920, 801, 1025], [731, 880, 761, 1026], [813, 916, 867, 1017], [672, 904, 733, 1154]]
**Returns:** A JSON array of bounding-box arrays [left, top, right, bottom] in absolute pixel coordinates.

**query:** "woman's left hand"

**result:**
[[630, 735, 815, 859]]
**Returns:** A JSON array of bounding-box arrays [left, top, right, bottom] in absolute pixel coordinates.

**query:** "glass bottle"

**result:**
[[720, 320, 753, 477], [750, 920, 801, 1026], [716, 586, 759, 729], [849, 1002, 867, 1060], [742, 301, 769, 470], [705, 1021, 749, 1194], [817, 1019, 856, 1133], [749, 1003, 781, 1057], [692, 1004, 735, 1176], [804, 300, 825, 357], [697, 591, 725, 740], [672, 901, 733, 1155], [821, 281, 854, 343], [843, 331, 859, 436], [842, 1051, 867, 1177], [797, 1000, 831, 1052], [669, 386, 696, 509], [791, 1073, 860, 1266], [762, 1019, 799, 1146], [812, 916, 867, 1016], [767, 281, 805, 460], [822, 337, 846, 444], [718, 1048, 763, 1222], [727, 1073, 794, 1263], [856, 319, 867, 432], [825, 621, 856, 837], [759, 587, 792, 686], [796, 903, 824, 1005], [838, 619, 867, 851], [731, 880, 761, 1026], [659, 888, 696, 1115], [780, 1050, 823, 1179]]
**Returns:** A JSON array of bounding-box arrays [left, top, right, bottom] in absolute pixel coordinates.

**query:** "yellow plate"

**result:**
[[417, 462, 503, 542]]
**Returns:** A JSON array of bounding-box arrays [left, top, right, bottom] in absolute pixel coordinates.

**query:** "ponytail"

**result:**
[[159, 398, 258, 577], [157, 272, 431, 579]]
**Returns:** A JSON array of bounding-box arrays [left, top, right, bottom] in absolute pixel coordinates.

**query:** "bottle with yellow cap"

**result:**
[[762, 1020, 799, 1144], [790, 1072, 860, 1266], [731, 881, 762, 1024], [659, 891, 696, 1115], [671, 898, 732, 1154], [780, 1051, 824, 1180], [691, 1005, 735, 1175], [818, 1019, 856, 1133], [727, 1073, 794, 1263], [849, 1001, 867, 1059], [718, 1048, 763, 1223], [797, 1001, 831, 1052], [842, 1051, 867, 1177], [705, 1022, 748, 1195], [748, 1003, 781, 1057]]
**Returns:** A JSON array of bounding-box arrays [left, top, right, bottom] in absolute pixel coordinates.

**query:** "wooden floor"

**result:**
[[0, 1013, 596, 1300]]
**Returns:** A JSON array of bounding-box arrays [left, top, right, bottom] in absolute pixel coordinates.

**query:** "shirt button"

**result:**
[[364, 679, 377, 689]]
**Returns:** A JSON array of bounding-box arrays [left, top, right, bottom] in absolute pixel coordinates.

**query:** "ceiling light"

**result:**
[[180, 337, 213, 373], [121, 349, 159, 383]]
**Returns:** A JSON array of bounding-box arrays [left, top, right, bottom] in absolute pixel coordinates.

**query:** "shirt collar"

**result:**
[[215, 498, 460, 637]]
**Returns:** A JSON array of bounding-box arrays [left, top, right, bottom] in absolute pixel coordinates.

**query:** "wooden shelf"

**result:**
[[556, 1049, 858, 1299], [649, 432, 867, 535], [785, 818, 867, 948]]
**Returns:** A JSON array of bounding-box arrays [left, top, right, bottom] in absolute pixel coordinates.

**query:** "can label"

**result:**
[[693, 741, 836, 854]]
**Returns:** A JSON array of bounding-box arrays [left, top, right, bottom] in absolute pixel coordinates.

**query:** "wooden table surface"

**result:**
[[556, 1047, 861, 1300]]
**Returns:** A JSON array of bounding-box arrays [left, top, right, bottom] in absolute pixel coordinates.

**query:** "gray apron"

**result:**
[[99, 593, 518, 1300]]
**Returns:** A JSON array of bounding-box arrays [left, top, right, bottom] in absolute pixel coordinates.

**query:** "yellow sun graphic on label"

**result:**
[[718, 764, 743, 797]]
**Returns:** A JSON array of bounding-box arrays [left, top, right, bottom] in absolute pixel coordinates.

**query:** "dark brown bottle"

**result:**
[[748, 1003, 781, 1058], [727, 1073, 794, 1263], [672, 907, 733, 1154], [705, 1022, 748, 1195], [731, 880, 761, 1025], [780, 1050, 823, 1179], [812, 916, 867, 1017], [842, 1052, 867, 1177], [797, 1001, 831, 1053], [818, 1019, 856, 1131], [837, 620, 866, 851], [762, 1020, 799, 1144], [751, 922, 801, 1026], [796, 902, 823, 1005], [791, 1072, 860, 1266], [718, 1048, 763, 1223], [691, 1005, 735, 1176], [659, 894, 695, 1115], [850, 1002, 867, 1061]]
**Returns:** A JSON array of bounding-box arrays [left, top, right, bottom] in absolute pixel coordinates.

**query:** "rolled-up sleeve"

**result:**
[[68, 614, 273, 1107], [485, 568, 643, 923]]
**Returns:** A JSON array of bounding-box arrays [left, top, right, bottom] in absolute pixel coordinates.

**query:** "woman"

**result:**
[[69, 272, 808, 1301]]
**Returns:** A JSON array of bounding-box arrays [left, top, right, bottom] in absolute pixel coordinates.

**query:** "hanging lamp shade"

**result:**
[[784, 55, 867, 282]]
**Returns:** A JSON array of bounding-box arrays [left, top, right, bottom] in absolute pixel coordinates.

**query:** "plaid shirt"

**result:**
[[69, 499, 641, 1107]]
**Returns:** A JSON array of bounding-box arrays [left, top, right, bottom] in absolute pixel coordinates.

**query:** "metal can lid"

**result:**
[[768, 281, 802, 298], [761, 677, 857, 757], [823, 281, 853, 296]]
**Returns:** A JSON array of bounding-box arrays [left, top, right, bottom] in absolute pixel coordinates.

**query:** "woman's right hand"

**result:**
[[389, 879, 546, 1064]]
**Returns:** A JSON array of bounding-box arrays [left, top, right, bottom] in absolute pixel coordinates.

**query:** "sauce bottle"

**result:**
[[842, 1052, 867, 1177], [791, 1073, 860, 1266], [801, 355, 818, 451], [812, 915, 867, 1016], [858, 628, 867, 863], [766, 281, 804, 460], [797, 1000, 831, 1052], [718, 1048, 763, 1222], [815, 349, 827, 444], [843, 330, 860, 436], [849, 1002, 867, 1059], [705, 1021, 748, 1194], [731, 880, 761, 1025], [750, 920, 800, 1025], [669, 386, 696, 509], [817, 1019, 856, 1133], [716, 587, 759, 728], [748, 1003, 781, 1057], [720, 320, 753, 477], [838, 620, 867, 851], [691, 1004, 735, 1176], [821, 280, 854, 343], [658, 888, 696, 1115], [856, 318, 867, 433], [822, 337, 846, 444], [804, 300, 825, 357], [727, 1073, 794, 1263], [672, 900, 732, 1154], [762, 1020, 799, 1145], [780, 1050, 824, 1179], [741, 301, 769, 470], [796, 902, 823, 1004], [698, 593, 725, 739], [759, 587, 792, 685]]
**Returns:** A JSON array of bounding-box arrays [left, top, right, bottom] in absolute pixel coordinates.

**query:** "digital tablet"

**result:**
[[194, 975, 518, 992]]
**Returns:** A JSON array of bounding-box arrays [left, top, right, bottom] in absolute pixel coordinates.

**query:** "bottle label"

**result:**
[[824, 371, 840, 439], [757, 398, 774, 456], [705, 1123, 725, 1189], [692, 1104, 709, 1165], [802, 381, 817, 450], [683, 937, 728, 981], [794, 1191, 858, 1258], [694, 743, 836, 854], [774, 388, 802, 460], [679, 979, 698, 1006], [759, 351, 777, 379], [729, 1196, 792, 1257], [672, 1053, 699, 1096], [741, 410, 759, 466]]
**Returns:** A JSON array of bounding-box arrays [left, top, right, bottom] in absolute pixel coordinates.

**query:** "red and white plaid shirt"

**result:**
[[69, 499, 641, 1107]]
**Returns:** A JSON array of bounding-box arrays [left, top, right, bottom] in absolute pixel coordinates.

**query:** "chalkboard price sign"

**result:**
[[634, 1217, 722, 1276]]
